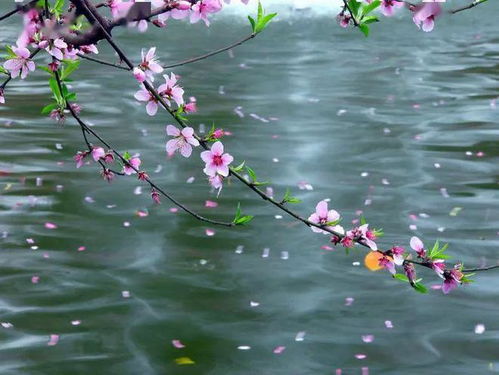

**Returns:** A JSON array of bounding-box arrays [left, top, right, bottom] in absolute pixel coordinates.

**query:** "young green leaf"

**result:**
[[232, 161, 246, 172], [413, 282, 428, 294], [248, 16, 256, 32], [361, 0, 381, 16], [358, 24, 369, 37], [41, 103, 59, 115], [246, 166, 257, 182]]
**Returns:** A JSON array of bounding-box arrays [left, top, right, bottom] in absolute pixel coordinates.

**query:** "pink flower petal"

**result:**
[[45, 222, 57, 229], [47, 334, 59, 346], [172, 339, 185, 348], [273, 346, 286, 354]]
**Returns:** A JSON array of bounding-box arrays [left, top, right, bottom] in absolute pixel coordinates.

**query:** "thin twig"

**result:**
[[163, 34, 256, 69], [451, 0, 488, 14], [77, 53, 131, 71], [342, 0, 359, 27]]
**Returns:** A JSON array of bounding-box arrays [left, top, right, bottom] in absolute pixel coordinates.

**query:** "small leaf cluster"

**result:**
[[248, 2, 277, 34]]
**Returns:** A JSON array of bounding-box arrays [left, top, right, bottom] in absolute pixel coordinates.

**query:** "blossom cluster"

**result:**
[[308, 200, 470, 294]]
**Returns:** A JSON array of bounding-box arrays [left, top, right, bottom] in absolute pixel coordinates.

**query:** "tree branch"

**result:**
[[53, 69, 234, 227], [451, 0, 488, 14]]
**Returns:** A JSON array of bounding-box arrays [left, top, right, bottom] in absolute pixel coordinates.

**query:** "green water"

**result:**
[[0, 2, 498, 374]]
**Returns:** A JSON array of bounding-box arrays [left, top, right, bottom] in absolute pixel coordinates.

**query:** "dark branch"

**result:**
[[451, 0, 488, 14]]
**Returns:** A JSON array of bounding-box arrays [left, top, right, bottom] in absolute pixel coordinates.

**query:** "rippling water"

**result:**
[[0, 1, 498, 374]]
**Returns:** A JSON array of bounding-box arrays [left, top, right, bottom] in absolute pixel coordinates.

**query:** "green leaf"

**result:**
[[232, 202, 253, 225], [41, 103, 58, 115], [361, 0, 381, 16], [360, 216, 367, 225], [358, 24, 369, 37], [256, 13, 277, 33], [413, 282, 428, 294], [123, 151, 131, 160], [361, 15, 379, 24], [65, 92, 77, 101], [61, 60, 80, 80], [257, 1, 263, 20], [5, 45, 16, 58], [48, 78, 63, 105], [232, 161, 245, 172], [38, 66, 54, 75], [0, 66, 8, 75], [246, 166, 257, 182], [394, 274, 409, 282], [282, 189, 301, 204], [234, 215, 254, 225], [248, 16, 256, 32], [347, 0, 362, 17]]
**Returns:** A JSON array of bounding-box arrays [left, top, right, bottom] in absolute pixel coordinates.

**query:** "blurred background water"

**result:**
[[0, 1, 498, 374]]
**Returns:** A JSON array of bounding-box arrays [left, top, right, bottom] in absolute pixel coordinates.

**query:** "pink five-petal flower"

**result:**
[[380, 0, 404, 17], [123, 157, 141, 175], [390, 246, 405, 266], [133, 67, 146, 82], [209, 174, 224, 194], [442, 268, 463, 294], [138, 47, 164, 82], [190, 0, 222, 26], [166, 125, 200, 157], [410, 236, 426, 258], [412, 3, 442, 32], [431, 259, 446, 279], [134, 85, 158, 116], [379, 255, 396, 275], [3, 46, 35, 79], [200, 141, 233, 177], [109, 0, 133, 19], [336, 12, 351, 28], [158, 73, 184, 107], [308, 200, 340, 234], [91, 147, 105, 162], [74, 151, 88, 168], [46, 38, 67, 60], [358, 223, 378, 250]]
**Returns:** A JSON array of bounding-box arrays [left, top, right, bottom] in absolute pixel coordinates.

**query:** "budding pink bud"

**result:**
[[212, 128, 224, 139], [101, 168, 115, 183], [151, 189, 161, 204], [184, 102, 197, 113], [176, 1, 191, 10], [48, 61, 60, 72], [133, 67, 146, 83], [137, 171, 149, 181]]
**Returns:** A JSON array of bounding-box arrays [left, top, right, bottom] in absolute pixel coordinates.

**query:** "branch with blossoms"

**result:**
[[1, 0, 497, 296]]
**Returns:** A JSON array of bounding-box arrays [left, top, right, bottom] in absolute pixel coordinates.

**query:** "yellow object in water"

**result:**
[[175, 357, 195, 365], [364, 251, 385, 271]]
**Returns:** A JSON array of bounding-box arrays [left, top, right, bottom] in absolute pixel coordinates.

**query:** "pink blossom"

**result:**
[[201, 141, 233, 177], [308, 200, 340, 234], [212, 128, 225, 139], [389, 246, 405, 265], [412, 2, 442, 32], [409, 236, 426, 258], [137, 171, 149, 181], [74, 151, 88, 168], [347, 224, 377, 250], [379, 255, 396, 275], [0, 89, 4, 104], [336, 13, 351, 28], [341, 235, 354, 248], [45, 38, 68, 60], [50, 108, 65, 123], [158, 73, 184, 107], [3, 46, 35, 79], [442, 269, 463, 294], [184, 101, 197, 113], [403, 262, 416, 284], [91, 147, 105, 162], [136, 47, 164, 82], [380, 0, 404, 17], [209, 174, 224, 191], [151, 189, 161, 204], [431, 259, 446, 278], [190, 0, 222, 26], [101, 168, 115, 182], [79, 44, 99, 55], [134, 85, 158, 116], [108, 0, 133, 19], [123, 157, 141, 175], [48, 61, 60, 72], [166, 125, 199, 157], [103, 152, 114, 163]]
